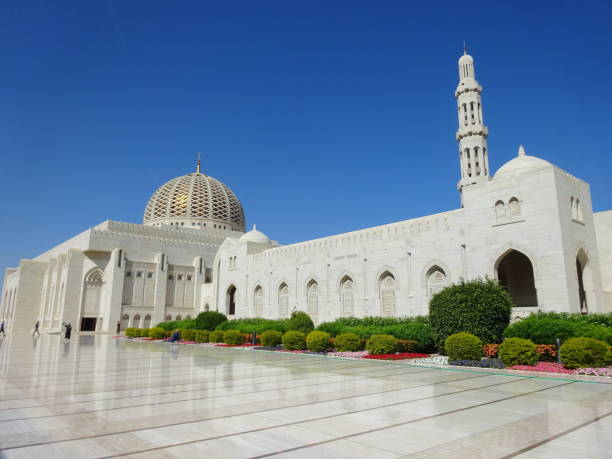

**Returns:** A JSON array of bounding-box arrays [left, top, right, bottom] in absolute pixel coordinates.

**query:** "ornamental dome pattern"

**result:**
[[143, 171, 245, 231]]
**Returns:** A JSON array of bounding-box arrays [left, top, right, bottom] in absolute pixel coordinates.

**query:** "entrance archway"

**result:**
[[496, 250, 537, 307], [576, 249, 592, 314], [226, 285, 237, 315]]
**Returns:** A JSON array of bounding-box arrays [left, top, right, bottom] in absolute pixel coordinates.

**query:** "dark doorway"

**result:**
[[576, 256, 588, 314], [497, 250, 538, 307], [80, 317, 97, 331], [227, 285, 237, 315]]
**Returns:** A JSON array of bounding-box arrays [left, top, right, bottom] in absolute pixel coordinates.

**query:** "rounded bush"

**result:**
[[560, 337, 610, 369], [148, 327, 165, 339], [181, 329, 196, 341], [282, 331, 306, 350], [397, 339, 417, 353], [366, 334, 398, 355], [194, 330, 209, 343], [445, 332, 483, 360], [429, 279, 512, 351], [223, 329, 244, 345], [195, 311, 228, 331], [124, 327, 138, 338], [209, 330, 225, 343], [260, 330, 283, 347], [287, 311, 314, 334], [306, 331, 331, 352], [334, 333, 362, 352], [499, 337, 537, 366]]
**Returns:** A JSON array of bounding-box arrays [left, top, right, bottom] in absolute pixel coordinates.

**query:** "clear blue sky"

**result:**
[[1, 0, 611, 270]]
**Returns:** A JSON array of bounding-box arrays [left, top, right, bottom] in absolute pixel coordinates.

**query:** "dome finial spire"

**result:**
[[463, 40, 467, 55], [518, 145, 526, 157], [196, 152, 201, 174]]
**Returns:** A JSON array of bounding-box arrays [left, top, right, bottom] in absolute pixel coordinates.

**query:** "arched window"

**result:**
[[120, 314, 130, 331], [495, 200, 506, 221], [380, 273, 396, 317], [254, 286, 264, 317], [185, 315, 191, 319], [576, 199, 583, 221], [204, 304, 210, 312], [340, 276, 354, 316], [427, 267, 447, 297], [165, 314, 172, 321], [143, 314, 152, 328], [307, 280, 318, 315], [133, 314, 141, 328], [278, 283, 289, 318], [571, 196, 576, 219], [175, 315, 182, 321], [509, 197, 521, 217]]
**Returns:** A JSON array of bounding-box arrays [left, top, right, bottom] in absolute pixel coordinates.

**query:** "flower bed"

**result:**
[[215, 343, 258, 347], [363, 353, 429, 360], [326, 351, 369, 358], [507, 362, 574, 374], [574, 367, 612, 377], [449, 358, 504, 369]]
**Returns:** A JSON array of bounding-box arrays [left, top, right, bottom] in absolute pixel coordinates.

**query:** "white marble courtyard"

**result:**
[[0, 333, 610, 458]]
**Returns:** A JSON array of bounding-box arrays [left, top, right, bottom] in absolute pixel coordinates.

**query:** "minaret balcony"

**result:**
[[456, 126, 488, 140]]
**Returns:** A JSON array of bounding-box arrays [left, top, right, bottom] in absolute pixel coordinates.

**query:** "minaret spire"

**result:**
[[455, 50, 489, 195], [196, 152, 201, 174]]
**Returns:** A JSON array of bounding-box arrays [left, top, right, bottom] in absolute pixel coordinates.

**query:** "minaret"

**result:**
[[455, 49, 489, 193]]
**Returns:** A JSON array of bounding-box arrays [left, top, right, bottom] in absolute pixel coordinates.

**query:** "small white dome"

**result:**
[[495, 146, 553, 179], [240, 224, 270, 244], [458, 53, 473, 64]]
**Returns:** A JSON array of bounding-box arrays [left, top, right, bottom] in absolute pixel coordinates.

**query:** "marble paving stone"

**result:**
[[0, 333, 610, 458]]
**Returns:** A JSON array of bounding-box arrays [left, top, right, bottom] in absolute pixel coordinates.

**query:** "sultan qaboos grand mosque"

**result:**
[[2, 52, 612, 333]]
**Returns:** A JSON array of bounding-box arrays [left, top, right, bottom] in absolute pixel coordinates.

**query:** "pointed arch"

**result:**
[[143, 314, 152, 328], [426, 266, 447, 297], [278, 282, 289, 318], [133, 314, 141, 328], [495, 248, 537, 307], [226, 284, 237, 315], [120, 313, 130, 331], [379, 271, 396, 317], [576, 247, 592, 314], [339, 275, 354, 317], [306, 279, 319, 316], [81, 268, 104, 323], [254, 285, 264, 317]]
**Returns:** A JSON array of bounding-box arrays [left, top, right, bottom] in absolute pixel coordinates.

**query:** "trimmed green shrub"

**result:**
[[181, 329, 196, 341], [124, 327, 138, 338], [195, 311, 228, 331], [215, 318, 289, 334], [194, 330, 209, 343], [504, 315, 612, 345], [282, 331, 306, 350], [287, 311, 314, 334], [445, 332, 483, 361], [499, 338, 537, 366], [306, 331, 331, 352], [366, 334, 398, 355], [526, 311, 612, 328], [334, 333, 362, 352], [260, 330, 283, 347], [560, 337, 610, 369], [148, 327, 165, 339], [155, 318, 196, 331], [209, 330, 225, 343], [317, 316, 434, 353], [429, 278, 512, 351], [397, 339, 417, 353], [223, 329, 244, 345]]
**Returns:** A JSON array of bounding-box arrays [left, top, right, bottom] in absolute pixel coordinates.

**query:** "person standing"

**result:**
[[116, 320, 121, 335], [0, 321, 5, 336], [33, 320, 40, 336], [64, 323, 72, 343]]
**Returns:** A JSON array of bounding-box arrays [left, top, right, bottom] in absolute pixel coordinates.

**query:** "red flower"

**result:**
[[363, 353, 429, 360]]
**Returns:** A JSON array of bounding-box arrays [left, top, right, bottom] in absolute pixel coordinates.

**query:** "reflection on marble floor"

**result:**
[[0, 333, 610, 458]]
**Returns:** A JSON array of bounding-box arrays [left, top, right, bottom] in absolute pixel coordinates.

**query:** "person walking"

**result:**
[[116, 320, 121, 335], [64, 323, 72, 343], [33, 320, 40, 337], [0, 321, 5, 337]]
